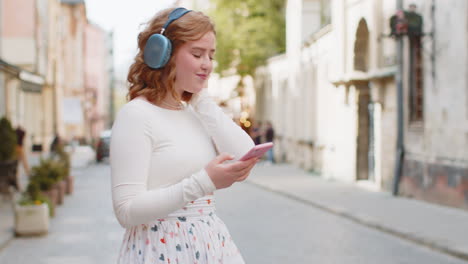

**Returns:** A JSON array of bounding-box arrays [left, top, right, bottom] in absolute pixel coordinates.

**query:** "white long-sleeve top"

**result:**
[[110, 90, 254, 228]]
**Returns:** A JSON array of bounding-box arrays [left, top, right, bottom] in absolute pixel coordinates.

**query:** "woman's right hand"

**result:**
[[205, 153, 259, 190]]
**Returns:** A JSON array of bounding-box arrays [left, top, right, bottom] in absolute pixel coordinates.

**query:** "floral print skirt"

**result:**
[[117, 195, 245, 264]]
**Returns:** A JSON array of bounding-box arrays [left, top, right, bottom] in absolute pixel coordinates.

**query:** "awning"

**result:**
[[0, 59, 20, 76], [19, 71, 45, 93], [21, 80, 42, 93]]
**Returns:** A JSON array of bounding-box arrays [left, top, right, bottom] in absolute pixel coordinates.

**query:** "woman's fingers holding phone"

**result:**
[[228, 157, 257, 172], [236, 159, 258, 182], [238, 158, 258, 175], [205, 154, 259, 190]]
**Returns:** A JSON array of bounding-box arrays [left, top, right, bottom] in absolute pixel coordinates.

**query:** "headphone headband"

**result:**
[[160, 7, 191, 34]]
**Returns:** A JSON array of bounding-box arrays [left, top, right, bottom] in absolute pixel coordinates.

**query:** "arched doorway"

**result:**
[[353, 18, 374, 182]]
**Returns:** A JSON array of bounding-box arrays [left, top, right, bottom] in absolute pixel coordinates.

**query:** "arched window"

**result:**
[[354, 18, 369, 72]]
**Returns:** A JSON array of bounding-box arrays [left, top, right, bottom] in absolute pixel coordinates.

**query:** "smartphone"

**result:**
[[239, 142, 274, 161]]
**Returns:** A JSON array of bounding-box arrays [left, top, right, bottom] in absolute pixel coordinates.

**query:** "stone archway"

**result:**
[[353, 18, 373, 181]]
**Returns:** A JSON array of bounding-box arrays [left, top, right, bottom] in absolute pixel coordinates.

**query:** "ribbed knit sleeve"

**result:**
[[190, 89, 255, 159]]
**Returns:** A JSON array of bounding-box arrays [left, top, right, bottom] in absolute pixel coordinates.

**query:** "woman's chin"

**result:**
[[185, 87, 203, 95]]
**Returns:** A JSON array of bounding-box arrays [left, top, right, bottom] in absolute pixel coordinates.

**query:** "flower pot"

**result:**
[[14, 203, 49, 236], [42, 188, 58, 216], [55, 181, 66, 205], [65, 175, 74, 195]]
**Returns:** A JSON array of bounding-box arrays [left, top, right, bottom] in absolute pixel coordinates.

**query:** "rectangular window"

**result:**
[[409, 36, 424, 122]]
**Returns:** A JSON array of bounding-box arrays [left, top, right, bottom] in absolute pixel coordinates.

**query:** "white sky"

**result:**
[[85, 0, 176, 80]]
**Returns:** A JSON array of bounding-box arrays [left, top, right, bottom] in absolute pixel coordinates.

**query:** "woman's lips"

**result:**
[[196, 74, 208, 80]]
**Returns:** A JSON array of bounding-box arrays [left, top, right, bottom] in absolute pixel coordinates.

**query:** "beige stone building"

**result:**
[[1, 0, 48, 153], [1, 0, 114, 152], [84, 23, 112, 142], [54, 0, 87, 142], [255, 0, 468, 209]]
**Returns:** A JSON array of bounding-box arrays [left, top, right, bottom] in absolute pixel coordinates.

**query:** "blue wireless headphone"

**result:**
[[143, 8, 192, 69]]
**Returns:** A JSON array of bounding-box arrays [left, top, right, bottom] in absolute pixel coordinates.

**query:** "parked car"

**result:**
[[96, 130, 111, 162]]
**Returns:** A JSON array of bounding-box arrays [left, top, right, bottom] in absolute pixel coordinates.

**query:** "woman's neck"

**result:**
[[157, 93, 184, 110]]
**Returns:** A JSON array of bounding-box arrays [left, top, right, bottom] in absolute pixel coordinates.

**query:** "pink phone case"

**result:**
[[239, 142, 274, 161]]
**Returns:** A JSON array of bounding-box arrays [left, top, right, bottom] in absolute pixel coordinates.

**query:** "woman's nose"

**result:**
[[201, 56, 211, 71]]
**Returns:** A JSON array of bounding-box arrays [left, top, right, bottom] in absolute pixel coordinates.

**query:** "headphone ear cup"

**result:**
[[143, 34, 173, 69]]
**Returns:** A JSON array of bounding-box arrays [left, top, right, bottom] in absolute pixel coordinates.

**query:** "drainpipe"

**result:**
[[431, 0, 435, 81], [0, 0, 2, 58], [392, 0, 405, 196]]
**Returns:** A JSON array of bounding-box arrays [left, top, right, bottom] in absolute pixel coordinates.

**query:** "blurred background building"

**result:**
[[0, 0, 114, 153], [254, 0, 468, 210]]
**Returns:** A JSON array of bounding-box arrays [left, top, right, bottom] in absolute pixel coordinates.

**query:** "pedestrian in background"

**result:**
[[49, 134, 61, 157], [250, 120, 263, 145], [15, 125, 29, 177], [110, 7, 258, 264], [265, 121, 275, 164]]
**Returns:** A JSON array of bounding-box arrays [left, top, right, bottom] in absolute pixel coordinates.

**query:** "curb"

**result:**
[[247, 179, 468, 262], [0, 203, 15, 253], [0, 235, 14, 253]]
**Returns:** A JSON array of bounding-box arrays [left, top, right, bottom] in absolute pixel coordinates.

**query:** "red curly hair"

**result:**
[[127, 8, 216, 103]]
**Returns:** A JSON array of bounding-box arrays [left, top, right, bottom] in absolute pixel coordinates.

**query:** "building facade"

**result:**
[[84, 22, 112, 142], [255, 0, 468, 210], [398, 0, 468, 209], [0, 0, 47, 153], [0, 0, 114, 152]]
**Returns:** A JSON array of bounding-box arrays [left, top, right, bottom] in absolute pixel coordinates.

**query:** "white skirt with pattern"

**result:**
[[117, 195, 245, 264]]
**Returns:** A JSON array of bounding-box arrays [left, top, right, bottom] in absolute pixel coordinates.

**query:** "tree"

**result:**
[[209, 0, 286, 77]]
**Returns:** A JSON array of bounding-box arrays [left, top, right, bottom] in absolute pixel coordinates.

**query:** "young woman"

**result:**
[[110, 7, 257, 264]]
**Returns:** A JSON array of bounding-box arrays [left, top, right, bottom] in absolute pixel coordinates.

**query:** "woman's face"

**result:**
[[173, 31, 216, 96]]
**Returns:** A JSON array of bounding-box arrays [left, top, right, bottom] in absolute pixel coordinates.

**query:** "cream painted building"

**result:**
[[55, 0, 88, 142], [84, 23, 112, 141], [255, 0, 468, 209], [1, 0, 113, 153], [1, 0, 48, 153]]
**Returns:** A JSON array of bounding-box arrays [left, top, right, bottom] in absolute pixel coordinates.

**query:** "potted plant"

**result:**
[[44, 159, 66, 205], [14, 179, 51, 236], [29, 159, 62, 214], [0, 117, 18, 197]]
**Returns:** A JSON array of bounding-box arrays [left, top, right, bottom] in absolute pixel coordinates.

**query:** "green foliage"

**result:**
[[51, 143, 70, 178], [209, 0, 286, 77], [30, 159, 66, 191], [23, 158, 67, 216], [19, 180, 54, 216], [0, 117, 17, 161]]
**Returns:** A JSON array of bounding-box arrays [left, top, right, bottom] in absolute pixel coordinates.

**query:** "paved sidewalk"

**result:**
[[0, 196, 15, 250], [247, 162, 468, 261]]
